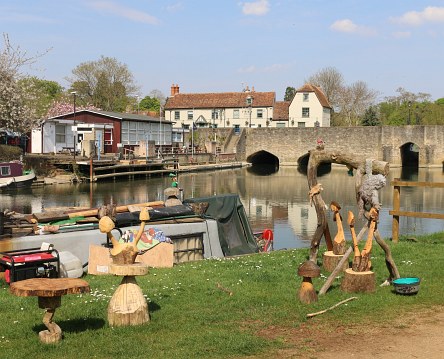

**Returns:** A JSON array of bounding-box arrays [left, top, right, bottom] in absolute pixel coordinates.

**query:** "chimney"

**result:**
[[175, 84, 180, 95], [170, 84, 176, 96]]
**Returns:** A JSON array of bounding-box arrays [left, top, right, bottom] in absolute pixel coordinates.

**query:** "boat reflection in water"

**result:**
[[1, 166, 443, 251]]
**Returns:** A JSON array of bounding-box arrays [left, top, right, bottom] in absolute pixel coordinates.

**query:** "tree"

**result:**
[[361, 106, 380, 126], [67, 56, 139, 112], [0, 34, 50, 132], [139, 96, 161, 112], [378, 88, 444, 125], [334, 81, 378, 126], [20, 77, 64, 118], [306, 66, 344, 108], [46, 99, 99, 118], [284, 86, 296, 102]]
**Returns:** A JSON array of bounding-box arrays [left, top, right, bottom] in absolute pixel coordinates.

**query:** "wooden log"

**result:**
[[323, 251, 349, 272], [340, 268, 375, 293], [10, 278, 90, 297], [319, 226, 367, 295], [108, 276, 149, 327], [109, 263, 148, 277], [32, 201, 165, 223]]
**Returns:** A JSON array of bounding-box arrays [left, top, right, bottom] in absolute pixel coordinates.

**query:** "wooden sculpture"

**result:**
[[298, 145, 400, 301], [100, 208, 151, 326], [99, 207, 150, 265], [347, 211, 361, 271], [330, 201, 346, 255]]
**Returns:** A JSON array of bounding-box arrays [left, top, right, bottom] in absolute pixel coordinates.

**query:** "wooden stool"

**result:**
[[108, 262, 150, 327], [10, 278, 90, 344]]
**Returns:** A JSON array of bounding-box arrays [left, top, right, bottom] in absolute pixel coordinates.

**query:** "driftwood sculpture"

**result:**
[[297, 146, 400, 301]]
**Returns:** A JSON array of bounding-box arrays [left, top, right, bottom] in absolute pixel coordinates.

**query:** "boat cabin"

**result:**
[[0, 162, 23, 178]]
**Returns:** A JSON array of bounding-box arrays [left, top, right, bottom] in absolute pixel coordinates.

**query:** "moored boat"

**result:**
[[0, 194, 263, 271], [0, 161, 36, 190]]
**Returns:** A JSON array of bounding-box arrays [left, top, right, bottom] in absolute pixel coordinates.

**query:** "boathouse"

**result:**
[[31, 110, 173, 155]]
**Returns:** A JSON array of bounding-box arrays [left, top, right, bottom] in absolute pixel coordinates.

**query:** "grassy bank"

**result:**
[[1, 232, 443, 358]]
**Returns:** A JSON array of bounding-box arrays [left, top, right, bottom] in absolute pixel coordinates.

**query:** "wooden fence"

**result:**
[[390, 179, 444, 242]]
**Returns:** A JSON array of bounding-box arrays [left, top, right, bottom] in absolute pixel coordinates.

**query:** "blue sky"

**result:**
[[1, 0, 444, 101]]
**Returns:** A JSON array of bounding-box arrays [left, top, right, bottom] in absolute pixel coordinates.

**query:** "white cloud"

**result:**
[[330, 19, 376, 36], [392, 31, 411, 39], [391, 6, 444, 26], [89, 1, 160, 25], [166, 2, 184, 13], [241, 0, 270, 16]]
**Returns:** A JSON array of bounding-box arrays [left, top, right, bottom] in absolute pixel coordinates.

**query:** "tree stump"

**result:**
[[108, 263, 150, 327], [340, 268, 375, 293], [323, 251, 349, 272]]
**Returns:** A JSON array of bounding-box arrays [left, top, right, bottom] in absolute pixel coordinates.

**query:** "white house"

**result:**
[[164, 83, 331, 131], [164, 84, 276, 133], [288, 84, 332, 127]]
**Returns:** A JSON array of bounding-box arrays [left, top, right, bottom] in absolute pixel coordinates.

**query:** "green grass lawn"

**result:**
[[1, 232, 443, 359]]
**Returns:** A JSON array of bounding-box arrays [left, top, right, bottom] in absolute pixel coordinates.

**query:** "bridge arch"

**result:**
[[400, 142, 419, 168], [246, 150, 279, 167]]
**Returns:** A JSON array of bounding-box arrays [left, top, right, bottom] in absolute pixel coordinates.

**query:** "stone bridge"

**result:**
[[241, 125, 444, 168]]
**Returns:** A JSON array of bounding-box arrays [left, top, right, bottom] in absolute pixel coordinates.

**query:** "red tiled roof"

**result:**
[[164, 91, 276, 110], [296, 83, 332, 108], [272, 101, 290, 121]]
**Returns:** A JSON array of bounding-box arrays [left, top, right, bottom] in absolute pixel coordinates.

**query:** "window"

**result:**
[[276, 122, 286, 128], [233, 109, 239, 119], [187, 110, 193, 120], [302, 107, 310, 118], [246, 96, 253, 105], [174, 111, 180, 120], [298, 122, 305, 127], [257, 109, 263, 118], [303, 93, 309, 102], [55, 124, 65, 143], [212, 110, 219, 120], [1, 166, 11, 176]]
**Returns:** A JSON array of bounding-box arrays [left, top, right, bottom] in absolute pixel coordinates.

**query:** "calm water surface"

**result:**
[[1, 166, 443, 250]]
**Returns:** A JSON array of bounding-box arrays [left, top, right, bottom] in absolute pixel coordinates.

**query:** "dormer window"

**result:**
[[246, 95, 253, 106]]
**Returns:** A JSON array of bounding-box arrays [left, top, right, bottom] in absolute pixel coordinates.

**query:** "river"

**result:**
[[1, 166, 443, 250]]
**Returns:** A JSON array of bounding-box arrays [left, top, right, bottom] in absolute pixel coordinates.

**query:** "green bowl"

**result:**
[[393, 277, 421, 295]]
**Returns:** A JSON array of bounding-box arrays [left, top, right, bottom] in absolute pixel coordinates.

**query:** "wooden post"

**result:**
[[392, 179, 401, 243]]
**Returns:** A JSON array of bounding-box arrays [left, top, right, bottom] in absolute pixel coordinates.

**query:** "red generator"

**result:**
[[0, 248, 60, 284]]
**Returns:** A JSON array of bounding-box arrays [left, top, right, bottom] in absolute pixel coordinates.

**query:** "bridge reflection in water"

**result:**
[[1, 166, 443, 250]]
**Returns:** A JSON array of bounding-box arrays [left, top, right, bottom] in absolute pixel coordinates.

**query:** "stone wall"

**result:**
[[244, 125, 444, 167]]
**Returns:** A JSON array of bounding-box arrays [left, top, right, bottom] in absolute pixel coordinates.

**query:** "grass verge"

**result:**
[[0, 232, 443, 358]]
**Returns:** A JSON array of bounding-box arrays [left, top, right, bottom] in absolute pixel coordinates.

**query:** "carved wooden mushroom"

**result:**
[[297, 260, 321, 304]]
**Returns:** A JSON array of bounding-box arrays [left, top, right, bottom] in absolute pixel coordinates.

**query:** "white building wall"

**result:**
[[289, 92, 329, 127], [166, 106, 274, 129], [31, 129, 42, 154]]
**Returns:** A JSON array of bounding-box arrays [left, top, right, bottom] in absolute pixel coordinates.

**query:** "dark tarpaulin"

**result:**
[[184, 194, 259, 256]]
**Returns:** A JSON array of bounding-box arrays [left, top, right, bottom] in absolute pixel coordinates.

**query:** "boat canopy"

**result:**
[[184, 194, 259, 256]]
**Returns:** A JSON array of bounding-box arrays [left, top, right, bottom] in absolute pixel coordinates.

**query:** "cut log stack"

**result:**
[[340, 207, 379, 293]]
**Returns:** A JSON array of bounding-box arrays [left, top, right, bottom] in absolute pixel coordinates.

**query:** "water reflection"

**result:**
[[247, 164, 279, 176], [1, 166, 443, 250]]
